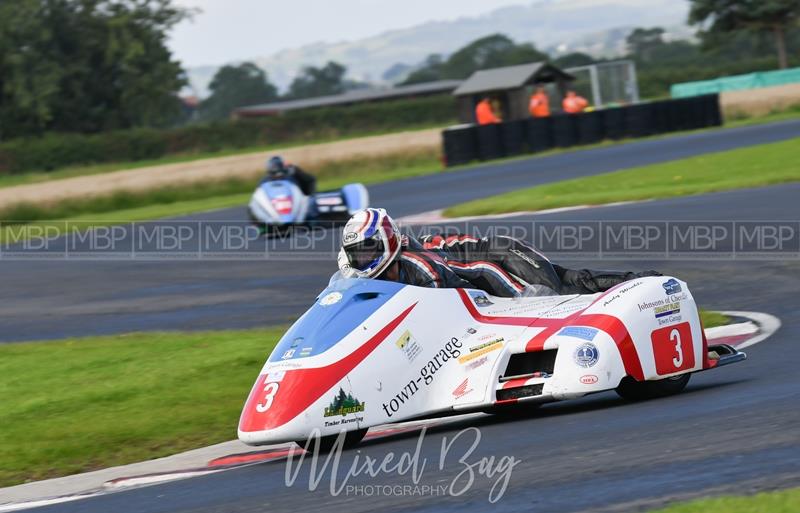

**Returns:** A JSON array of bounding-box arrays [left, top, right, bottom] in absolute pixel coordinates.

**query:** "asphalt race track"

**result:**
[[1, 119, 799, 343], [25, 169, 800, 512], [7, 120, 799, 512]]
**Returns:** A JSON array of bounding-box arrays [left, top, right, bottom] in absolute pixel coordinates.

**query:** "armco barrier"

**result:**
[[442, 94, 721, 167]]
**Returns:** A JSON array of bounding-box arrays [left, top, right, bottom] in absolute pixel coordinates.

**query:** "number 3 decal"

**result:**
[[256, 382, 279, 413], [670, 328, 683, 368], [651, 322, 695, 375]]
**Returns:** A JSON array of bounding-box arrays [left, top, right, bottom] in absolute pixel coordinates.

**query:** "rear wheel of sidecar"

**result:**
[[615, 373, 691, 401]]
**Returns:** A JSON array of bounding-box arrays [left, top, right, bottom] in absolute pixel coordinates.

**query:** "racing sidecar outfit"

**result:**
[[287, 165, 317, 196]]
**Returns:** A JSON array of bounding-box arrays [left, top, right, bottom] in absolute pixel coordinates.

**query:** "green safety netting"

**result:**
[[671, 67, 800, 98]]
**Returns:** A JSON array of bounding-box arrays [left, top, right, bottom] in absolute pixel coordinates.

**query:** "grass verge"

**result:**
[[0, 328, 283, 488], [444, 137, 800, 217], [699, 310, 728, 329], [1, 308, 727, 488], [649, 487, 800, 513]]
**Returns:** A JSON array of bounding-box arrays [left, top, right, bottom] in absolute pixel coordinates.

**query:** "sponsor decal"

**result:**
[[469, 338, 504, 352], [452, 378, 474, 399], [459, 341, 503, 364], [602, 280, 643, 307], [320, 291, 343, 306], [558, 326, 599, 341], [468, 290, 494, 307], [395, 329, 423, 362], [460, 327, 478, 340], [382, 337, 463, 417], [658, 313, 683, 327], [662, 278, 682, 295], [324, 388, 365, 418], [266, 370, 286, 383], [580, 375, 598, 385], [654, 302, 681, 319], [299, 347, 313, 357], [343, 232, 358, 243], [262, 360, 302, 372], [323, 415, 364, 428], [465, 355, 490, 371], [573, 343, 599, 368], [281, 349, 296, 360], [638, 292, 688, 312]]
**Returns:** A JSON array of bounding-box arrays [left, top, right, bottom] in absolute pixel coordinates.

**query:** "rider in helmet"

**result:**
[[339, 208, 659, 296], [338, 208, 472, 289], [263, 156, 317, 196]]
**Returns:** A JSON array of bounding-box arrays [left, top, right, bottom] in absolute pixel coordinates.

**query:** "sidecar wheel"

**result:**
[[296, 428, 368, 453], [482, 402, 541, 418], [616, 374, 690, 401]]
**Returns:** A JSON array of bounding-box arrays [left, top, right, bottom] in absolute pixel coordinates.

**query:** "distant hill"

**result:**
[[185, 0, 691, 97]]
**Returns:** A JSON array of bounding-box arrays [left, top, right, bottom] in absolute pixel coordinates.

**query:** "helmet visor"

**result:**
[[345, 237, 385, 271]]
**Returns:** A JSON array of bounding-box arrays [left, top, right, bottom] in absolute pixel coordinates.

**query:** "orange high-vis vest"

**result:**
[[475, 99, 501, 125], [529, 92, 550, 117], [563, 94, 588, 114]]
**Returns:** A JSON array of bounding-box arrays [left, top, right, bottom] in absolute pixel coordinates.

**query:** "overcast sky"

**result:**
[[169, 0, 532, 67]]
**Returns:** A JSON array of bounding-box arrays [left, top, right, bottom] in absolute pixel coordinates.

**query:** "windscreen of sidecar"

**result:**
[[267, 273, 404, 362]]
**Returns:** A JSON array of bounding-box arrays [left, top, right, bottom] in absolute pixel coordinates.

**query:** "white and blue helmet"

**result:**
[[339, 208, 401, 279]]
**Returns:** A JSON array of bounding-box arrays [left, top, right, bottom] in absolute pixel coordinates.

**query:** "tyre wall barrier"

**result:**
[[501, 119, 527, 157], [526, 117, 554, 153], [442, 125, 478, 166], [442, 94, 722, 167], [476, 123, 505, 161]]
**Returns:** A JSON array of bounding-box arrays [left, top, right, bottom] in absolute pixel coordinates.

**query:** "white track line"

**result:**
[[398, 200, 648, 225], [104, 469, 224, 490], [715, 310, 782, 349], [0, 494, 102, 513]]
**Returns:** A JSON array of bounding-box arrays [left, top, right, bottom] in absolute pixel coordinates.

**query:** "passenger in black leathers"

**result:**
[[417, 233, 660, 297], [262, 155, 317, 196]]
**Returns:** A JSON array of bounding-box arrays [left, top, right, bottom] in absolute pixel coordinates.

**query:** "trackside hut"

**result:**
[[453, 62, 574, 123]]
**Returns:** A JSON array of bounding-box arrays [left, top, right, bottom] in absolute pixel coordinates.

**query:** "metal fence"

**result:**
[[566, 60, 640, 108]]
